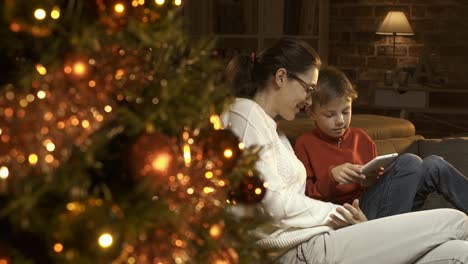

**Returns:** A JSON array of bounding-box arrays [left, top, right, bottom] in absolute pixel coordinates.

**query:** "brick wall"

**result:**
[[329, 0, 468, 105]]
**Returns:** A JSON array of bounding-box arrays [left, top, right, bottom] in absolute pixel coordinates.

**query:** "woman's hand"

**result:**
[[331, 163, 365, 184], [327, 199, 368, 230]]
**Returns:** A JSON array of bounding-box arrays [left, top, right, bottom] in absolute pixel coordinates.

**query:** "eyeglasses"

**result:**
[[287, 72, 316, 97]]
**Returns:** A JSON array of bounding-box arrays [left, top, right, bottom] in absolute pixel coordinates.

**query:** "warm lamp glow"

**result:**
[[376, 11, 414, 36]]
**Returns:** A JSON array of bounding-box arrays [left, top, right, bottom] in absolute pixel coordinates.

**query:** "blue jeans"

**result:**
[[360, 153, 423, 219], [413, 155, 468, 213], [360, 153, 468, 220]]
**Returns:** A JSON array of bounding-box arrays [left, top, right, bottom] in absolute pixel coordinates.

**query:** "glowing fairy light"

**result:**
[[63, 65, 72, 74], [57, 121, 65, 129], [115, 69, 125, 80], [155, 0, 165, 5], [51, 6, 61, 19], [45, 154, 54, 163], [114, 3, 125, 13], [210, 114, 222, 130], [182, 131, 189, 141], [36, 64, 47, 75], [26, 94, 35, 102], [203, 187, 214, 194], [151, 153, 171, 172], [223, 148, 233, 158], [44, 140, 56, 152], [10, 22, 21, 32], [174, 0, 182, 6], [255, 188, 263, 195], [43, 112, 53, 121], [37, 90, 46, 99], [104, 105, 112, 113], [53, 243, 63, 253], [0, 166, 9, 179], [209, 224, 222, 239], [72, 61, 87, 76], [19, 99, 28, 107], [98, 233, 113, 248], [81, 120, 90, 128], [183, 144, 191, 165], [70, 116, 80, 126], [4, 108, 13, 117], [174, 239, 184, 247], [28, 154, 39, 165], [6, 91, 15, 100], [34, 9, 46, 20], [205, 171, 213, 179]]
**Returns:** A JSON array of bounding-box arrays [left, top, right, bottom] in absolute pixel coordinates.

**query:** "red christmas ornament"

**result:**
[[228, 173, 266, 204], [198, 128, 242, 174], [129, 131, 179, 186]]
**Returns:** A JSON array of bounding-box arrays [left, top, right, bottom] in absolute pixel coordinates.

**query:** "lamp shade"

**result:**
[[376, 11, 414, 36]]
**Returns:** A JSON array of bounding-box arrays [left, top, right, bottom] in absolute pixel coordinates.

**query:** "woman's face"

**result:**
[[275, 66, 319, 121]]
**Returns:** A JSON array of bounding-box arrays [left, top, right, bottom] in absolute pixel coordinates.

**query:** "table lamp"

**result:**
[[376, 11, 414, 86]]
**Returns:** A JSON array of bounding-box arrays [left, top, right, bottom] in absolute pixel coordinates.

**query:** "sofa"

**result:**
[[277, 114, 468, 209]]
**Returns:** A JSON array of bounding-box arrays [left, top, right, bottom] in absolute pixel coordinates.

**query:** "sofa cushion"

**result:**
[[374, 136, 423, 155], [351, 114, 416, 140], [277, 114, 417, 143]]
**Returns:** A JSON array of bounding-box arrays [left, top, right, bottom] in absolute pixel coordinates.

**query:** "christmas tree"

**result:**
[[0, 1, 267, 263]]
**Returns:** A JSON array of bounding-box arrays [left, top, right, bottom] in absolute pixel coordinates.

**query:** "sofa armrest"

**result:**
[[375, 135, 424, 155], [416, 137, 468, 176]]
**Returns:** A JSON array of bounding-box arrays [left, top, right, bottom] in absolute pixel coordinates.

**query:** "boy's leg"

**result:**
[[413, 155, 468, 213], [415, 240, 468, 264], [360, 153, 423, 219]]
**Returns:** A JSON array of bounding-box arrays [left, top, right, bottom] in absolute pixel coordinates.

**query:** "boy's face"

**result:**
[[311, 96, 352, 138]]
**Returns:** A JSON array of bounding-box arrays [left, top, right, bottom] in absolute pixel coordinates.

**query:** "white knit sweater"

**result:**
[[222, 98, 341, 250]]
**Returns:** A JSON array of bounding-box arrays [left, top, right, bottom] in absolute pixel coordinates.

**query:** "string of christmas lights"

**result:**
[[0, 1, 267, 263]]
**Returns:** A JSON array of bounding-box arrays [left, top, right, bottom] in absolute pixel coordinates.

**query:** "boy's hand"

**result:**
[[331, 163, 366, 184], [327, 199, 368, 230], [359, 166, 385, 187]]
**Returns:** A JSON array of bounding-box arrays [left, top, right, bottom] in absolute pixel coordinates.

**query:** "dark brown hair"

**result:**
[[225, 38, 321, 98], [312, 66, 358, 108]]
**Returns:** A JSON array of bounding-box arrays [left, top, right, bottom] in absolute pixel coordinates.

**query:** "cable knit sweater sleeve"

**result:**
[[223, 99, 340, 230]]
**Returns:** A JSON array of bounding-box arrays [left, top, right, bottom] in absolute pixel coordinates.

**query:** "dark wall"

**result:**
[[329, 0, 468, 105]]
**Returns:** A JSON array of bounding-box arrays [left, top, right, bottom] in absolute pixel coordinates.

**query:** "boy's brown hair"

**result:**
[[310, 66, 358, 110]]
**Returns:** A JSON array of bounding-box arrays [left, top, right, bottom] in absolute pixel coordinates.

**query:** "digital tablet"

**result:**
[[361, 153, 399, 176]]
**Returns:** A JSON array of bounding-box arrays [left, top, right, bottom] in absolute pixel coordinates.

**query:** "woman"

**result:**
[[222, 38, 468, 264]]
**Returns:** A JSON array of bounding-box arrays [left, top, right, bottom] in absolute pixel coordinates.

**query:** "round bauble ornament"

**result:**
[[129, 131, 179, 187], [228, 172, 265, 204], [198, 128, 242, 173]]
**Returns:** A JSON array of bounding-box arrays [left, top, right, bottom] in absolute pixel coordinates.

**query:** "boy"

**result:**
[[294, 66, 468, 219]]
